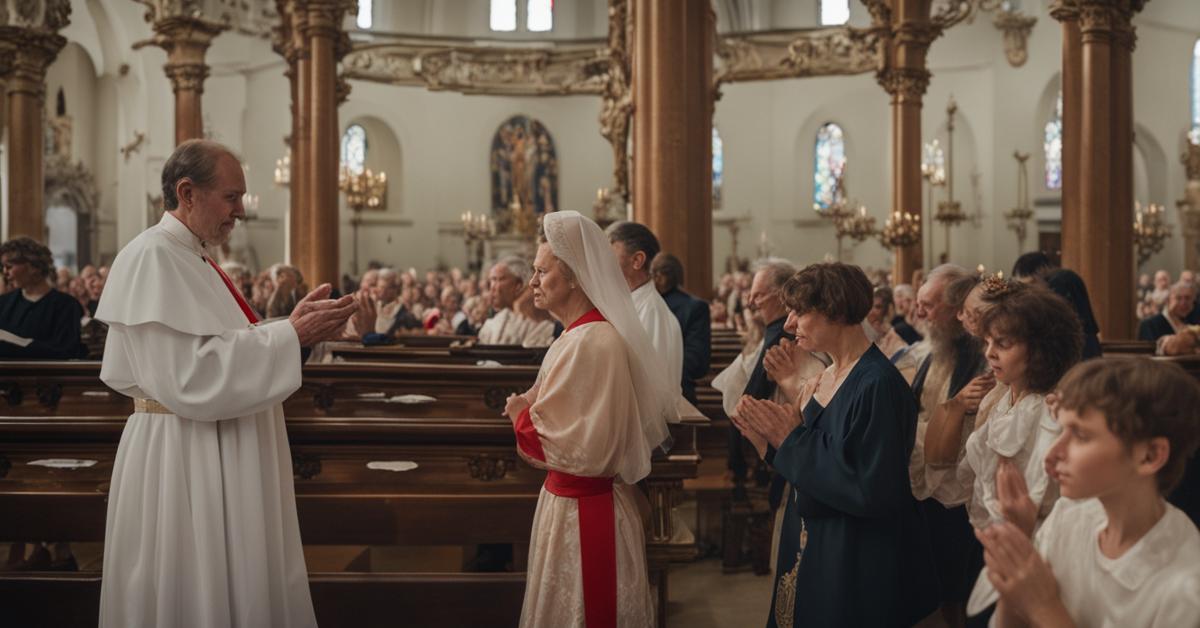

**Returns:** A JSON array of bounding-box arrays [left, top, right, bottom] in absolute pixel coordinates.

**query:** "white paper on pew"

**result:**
[[388, 394, 436, 404], [0, 329, 33, 347], [475, 360, 502, 368], [357, 392, 387, 399], [28, 458, 98, 469], [366, 461, 419, 472]]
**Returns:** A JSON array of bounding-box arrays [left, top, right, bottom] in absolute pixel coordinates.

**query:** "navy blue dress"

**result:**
[[765, 345, 938, 628]]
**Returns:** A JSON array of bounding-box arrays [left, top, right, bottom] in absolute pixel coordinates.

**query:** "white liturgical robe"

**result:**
[[95, 212, 316, 628], [630, 280, 683, 396], [477, 307, 556, 347]]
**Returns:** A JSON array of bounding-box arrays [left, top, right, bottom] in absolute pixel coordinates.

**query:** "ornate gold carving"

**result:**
[[135, 0, 278, 38], [1078, 2, 1118, 36], [774, 552, 800, 628], [1049, 0, 1080, 22], [599, 0, 632, 201], [715, 27, 884, 84], [875, 67, 930, 103], [120, 131, 146, 162], [1185, 142, 1200, 182], [466, 455, 516, 482], [0, 28, 66, 98], [993, 10, 1037, 67], [164, 62, 210, 93]]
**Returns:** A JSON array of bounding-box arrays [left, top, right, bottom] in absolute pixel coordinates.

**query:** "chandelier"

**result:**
[[933, 97, 967, 262], [1134, 202, 1171, 267], [879, 210, 921, 250], [339, 166, 388, 211], [1004, 151, 1034, 250], [274, 140, 290, 188]]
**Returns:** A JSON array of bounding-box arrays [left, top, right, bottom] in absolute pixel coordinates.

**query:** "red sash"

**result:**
[[204, 257, 259, 324], [545, 471, 617, 628]]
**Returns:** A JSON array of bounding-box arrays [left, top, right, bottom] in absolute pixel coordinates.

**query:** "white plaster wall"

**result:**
[[17, 0, 1200, 286]]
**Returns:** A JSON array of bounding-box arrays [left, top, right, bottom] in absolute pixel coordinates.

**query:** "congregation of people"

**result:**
[[4, 187, 1200, 625]]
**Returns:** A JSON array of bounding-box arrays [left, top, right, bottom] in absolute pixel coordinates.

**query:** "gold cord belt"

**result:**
[[134, 398, 172, 414]]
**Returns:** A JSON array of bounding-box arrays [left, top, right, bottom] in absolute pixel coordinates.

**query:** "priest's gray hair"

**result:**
[[496, 255, 532, 284], [753, 257, 796, 290], [1170, 280, 1197, 296], [162, 139, 239, 210]]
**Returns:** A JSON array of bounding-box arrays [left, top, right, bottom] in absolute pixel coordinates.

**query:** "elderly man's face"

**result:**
[[179, 153, 245, 246], [375, 277, 400, 303], [360, 270, 379, 293], [1169, 287, 1197, 320], [1155, 271, 1170, 290], [916, 279, 957, 334], [748, 270, 785, 325], [488, 263, 523, 310]]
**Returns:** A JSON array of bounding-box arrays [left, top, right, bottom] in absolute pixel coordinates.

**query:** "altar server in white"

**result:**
[[96, 139, 355, 628], [606, 221, 683, 397]]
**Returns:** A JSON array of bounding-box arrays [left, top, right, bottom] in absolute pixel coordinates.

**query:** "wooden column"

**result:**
[[1053, 1, 1083, 270], [1075, 0, 1135, 339], [2, 29, 64, 241], [878, 1, 933, 283], [139, 17, 224, 145], [631, 0, 714, 298], [303, 1, 346, 288]]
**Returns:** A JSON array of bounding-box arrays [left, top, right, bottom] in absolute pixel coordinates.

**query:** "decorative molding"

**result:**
[[134, 0, 279, 39], [0, 0, 70, 30], [466, 455, 516, 482], [599, 0, 632, 200], [714, 27, 885, 84], [164, 62, 210, 93], [120, 131, 146, 162], [875, 66, 931, 103], [45, 155, 99, 219], [993, 10, 1037, 67]]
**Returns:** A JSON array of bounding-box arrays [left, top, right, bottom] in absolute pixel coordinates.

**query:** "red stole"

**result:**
[[204, 256, 259, 325], [513, 307, 617, 628]]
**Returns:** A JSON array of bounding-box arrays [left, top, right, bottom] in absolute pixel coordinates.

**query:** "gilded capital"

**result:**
[[876, 66, 930, 103], [164, 62, 210, 94], [0, 27, 66, 97], [993, 10, 1037, 67], [1048, 0, 1079, 22]]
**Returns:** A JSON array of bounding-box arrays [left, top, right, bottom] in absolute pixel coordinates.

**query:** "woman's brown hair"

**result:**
[[781, 262, 873, 325], [977, 281, 1083, 393]]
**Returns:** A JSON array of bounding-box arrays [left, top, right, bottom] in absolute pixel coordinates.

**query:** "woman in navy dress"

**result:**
[[732, 262, 938, 627]]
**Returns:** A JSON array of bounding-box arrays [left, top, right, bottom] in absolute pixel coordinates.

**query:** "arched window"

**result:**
[[356, 0, 372, 29], [820, 0, 850, 26], [491, 115, 559, 215], [712, 127, 724, 209], [1044, 91, 1063, 190], [813, 122, 846, 211], [341, 124, 367, 175], [490, 0, 516, 31], [527, 0, 553, 32], [1191, 39, 1200, 143]]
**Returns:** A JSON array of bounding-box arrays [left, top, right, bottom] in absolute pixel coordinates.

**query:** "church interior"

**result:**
[[3, 0, 1200, 626]]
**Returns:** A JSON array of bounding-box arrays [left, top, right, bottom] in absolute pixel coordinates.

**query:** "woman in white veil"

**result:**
[[504, 211, 676, 627]]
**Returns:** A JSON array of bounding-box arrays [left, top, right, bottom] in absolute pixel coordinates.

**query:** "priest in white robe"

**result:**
[[478, 256, 556, 347], [606, 221, 683, 396], [505, 211, 676, 628], [96, 139, 355, 628]]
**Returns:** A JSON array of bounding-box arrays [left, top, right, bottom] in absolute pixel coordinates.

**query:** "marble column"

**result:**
[[877, 1, 934, 284], [2, 29, 64, 240], [303, 0, 348, 289], [631, 0, 714, 298], [140, 17, 225, 145], [1052, 0, 1083, 270]]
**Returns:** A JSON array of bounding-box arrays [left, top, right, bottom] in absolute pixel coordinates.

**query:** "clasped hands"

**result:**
[[947, 372, 996, 415], [762, 339, 811, 401], [728, 395, 803, 458], [288, 284, 357, 347], [975, 458, 1068, 625]]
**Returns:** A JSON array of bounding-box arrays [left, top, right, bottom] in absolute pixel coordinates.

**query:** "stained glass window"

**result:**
[[813, 122, 846, 211], [1044, 91, 1063, 190], [527, 0, 553, 32], [1191, 39, 1200, 144], [341, 124, 367, 175], [490, 0, 516, 31], [356, 0, 372, 29], [712, 127, 724, 209], [821, 0, 850, 26]]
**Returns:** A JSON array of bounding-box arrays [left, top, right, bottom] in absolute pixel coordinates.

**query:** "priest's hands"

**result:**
[[996, 457, 1038, 538], [976, 522, 1070, 627], [290, 284, 356, 347], [731, 395, 803, 453]]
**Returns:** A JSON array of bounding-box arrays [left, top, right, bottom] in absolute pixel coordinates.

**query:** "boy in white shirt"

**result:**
[[976, 357, 1200, 627]]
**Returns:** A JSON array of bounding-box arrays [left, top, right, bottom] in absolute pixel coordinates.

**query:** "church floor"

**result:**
[[666, 558, 773, 627]]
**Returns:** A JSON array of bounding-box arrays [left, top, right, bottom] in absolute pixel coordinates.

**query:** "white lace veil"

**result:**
[[542, 211, 676, 454]]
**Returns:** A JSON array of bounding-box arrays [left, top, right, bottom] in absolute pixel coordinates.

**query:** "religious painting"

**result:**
[[490, 115, 559, 216]]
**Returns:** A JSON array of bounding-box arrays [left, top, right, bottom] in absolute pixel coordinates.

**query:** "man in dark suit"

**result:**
[[1138, 280, 1200, 343], [650, 253, 710, 405]]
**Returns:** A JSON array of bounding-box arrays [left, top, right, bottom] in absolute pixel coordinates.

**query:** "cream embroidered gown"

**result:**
[[515, 317, 656, 628]]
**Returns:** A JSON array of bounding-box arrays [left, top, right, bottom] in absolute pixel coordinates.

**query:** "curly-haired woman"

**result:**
[[0, 237, 86, 359]]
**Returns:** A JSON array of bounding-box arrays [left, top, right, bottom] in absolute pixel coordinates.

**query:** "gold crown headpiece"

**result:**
[[980, 271, 1014, 298]]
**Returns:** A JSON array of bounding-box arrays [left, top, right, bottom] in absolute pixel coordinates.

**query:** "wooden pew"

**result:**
[[0, 359, 707, 627]]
